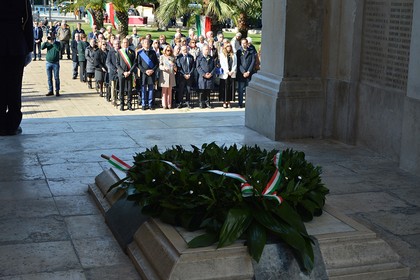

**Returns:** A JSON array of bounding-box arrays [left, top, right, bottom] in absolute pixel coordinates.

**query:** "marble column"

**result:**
[[245, 0, 325, 140], [400, 0, 420, 173]]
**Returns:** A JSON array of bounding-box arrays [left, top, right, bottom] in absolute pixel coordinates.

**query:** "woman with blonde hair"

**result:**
[[218, 43, 237, 108], [159, 45, 177, 109]]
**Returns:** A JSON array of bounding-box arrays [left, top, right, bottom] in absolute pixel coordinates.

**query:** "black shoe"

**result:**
[[119, 107, 124, 111], [142, 106, 146, 110], [72, 76, 77, 80], [55, 91, 60, 96], [128, 106, 134, 111], [46, 91, 54, 96], [150, 106, 155, 110], [39, 58, 42, 61], [239, 104, 243, 108], [0, 126, 22, 136], [32, 58, 36, 61]]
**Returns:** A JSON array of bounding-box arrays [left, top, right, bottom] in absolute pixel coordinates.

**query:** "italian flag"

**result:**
[[195, 15, 212, 37], [107, 3, 120, 30], [102, 154, 131, 172], [86, 9, 96, 28]]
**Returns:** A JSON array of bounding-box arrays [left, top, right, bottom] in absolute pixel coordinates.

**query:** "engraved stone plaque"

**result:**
[[361, 0, 414, 91]]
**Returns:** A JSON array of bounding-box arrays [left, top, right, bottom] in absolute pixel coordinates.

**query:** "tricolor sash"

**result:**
[[139, 50, 154, 68], [118, 49, 133, 69]]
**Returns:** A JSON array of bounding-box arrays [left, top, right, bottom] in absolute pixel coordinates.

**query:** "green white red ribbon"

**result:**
[[207, 152, 284, 204], [102, 154, 131, 172], [206, 170, 253, 197], [102, 152, 284, 204], [261, 152, 284, 204]]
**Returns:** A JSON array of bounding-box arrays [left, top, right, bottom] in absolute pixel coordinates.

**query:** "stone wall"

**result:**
[[246, 0, 420, 173], [323, 0, 419, 169]]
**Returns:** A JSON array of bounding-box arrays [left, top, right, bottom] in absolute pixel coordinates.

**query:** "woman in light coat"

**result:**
[[218, 43, 237, 108], [159, 45, 177, 109]]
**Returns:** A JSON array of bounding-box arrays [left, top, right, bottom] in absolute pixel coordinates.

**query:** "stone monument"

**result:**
[[246, 0, 420, 174]]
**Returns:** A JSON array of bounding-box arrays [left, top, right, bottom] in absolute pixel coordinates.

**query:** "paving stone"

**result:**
[[0, 216, 68, 244], [65, 215, 112, 240], [0, 152, 39, 167], [47, 177, 91, 196], [18, 130, 139, 154], [0, 270, 86, 280], [0, 242, 80, 276], [38, 147, 141, 165], [68, 118, 169, 132], [388, 187, 420, 207], [0, 180, 51, 200], [21, 121, 74, 135], [360, 210, 420, 235], [42, 162, 104, 179], [327, 192, 411, 214], [305, 212, 355, 235], [84, 264, 142, 280], [72, 237, 132, 268], [0, 164, 45, 182], [0, 198, 58, 219], [54, 195, 100, 216]]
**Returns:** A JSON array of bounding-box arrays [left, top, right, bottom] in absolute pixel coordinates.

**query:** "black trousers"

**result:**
[[176, 76, 192, 104], [119, 75, 133, 107], [79, 61, 86, 82], [60, 40, 70, 59], [0, 55, 25, 131]]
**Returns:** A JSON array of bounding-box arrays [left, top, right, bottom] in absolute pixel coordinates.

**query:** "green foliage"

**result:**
[[109, 143, 328, 273]]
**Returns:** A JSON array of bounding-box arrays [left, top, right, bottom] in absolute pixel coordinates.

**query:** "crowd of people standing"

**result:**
[[34, 21, 261, 111]]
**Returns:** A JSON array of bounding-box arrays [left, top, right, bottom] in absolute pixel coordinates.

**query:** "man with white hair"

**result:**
[[246, 37, 257, 53], [56, 21, 71, 59], [231, 32, 242, 53]]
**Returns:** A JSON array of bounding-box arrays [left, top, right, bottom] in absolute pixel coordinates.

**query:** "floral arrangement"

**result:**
[[107, 143, 329, 273]]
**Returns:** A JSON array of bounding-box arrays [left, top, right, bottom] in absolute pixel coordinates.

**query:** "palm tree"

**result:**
[[71, 0, 106, 29], [110, 0, 131, 36], [155, 0, 261, 36], [230, 0, 262, 37]]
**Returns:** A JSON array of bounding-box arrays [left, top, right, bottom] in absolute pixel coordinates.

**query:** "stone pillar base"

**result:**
[[245, 72, 325, 140]]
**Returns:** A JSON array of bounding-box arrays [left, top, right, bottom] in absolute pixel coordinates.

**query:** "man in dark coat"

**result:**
[[0, 0, 33, 136], [236, 38, 255, 108], [33, 21, 43, 61], [196, 45, 216, 108], [176, 45, 195, 108], [116, 38, 136, 111], [137, 38, 159, 110], [71, 33, 80, 79], [106, 39, 120, 106]]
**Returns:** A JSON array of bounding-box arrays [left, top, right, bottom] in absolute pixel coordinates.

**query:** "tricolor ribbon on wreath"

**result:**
[[101, 152, 284, 205]]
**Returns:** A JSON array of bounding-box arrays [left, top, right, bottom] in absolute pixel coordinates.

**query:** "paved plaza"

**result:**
[[0, 58, 418, 279]]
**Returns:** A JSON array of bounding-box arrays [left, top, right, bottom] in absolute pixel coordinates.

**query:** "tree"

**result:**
[[229, 0, 262, 37], [70, 0, 106, 29], [113, 0, 159, 36], [155, 0, 262, 36]]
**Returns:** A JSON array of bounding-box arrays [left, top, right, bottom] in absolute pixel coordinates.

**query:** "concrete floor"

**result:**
[[0, 59, 418, 279]]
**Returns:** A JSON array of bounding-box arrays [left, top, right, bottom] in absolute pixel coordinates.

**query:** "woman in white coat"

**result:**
[[158, 45, 177, 109], [218, 43, 237, 108]]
